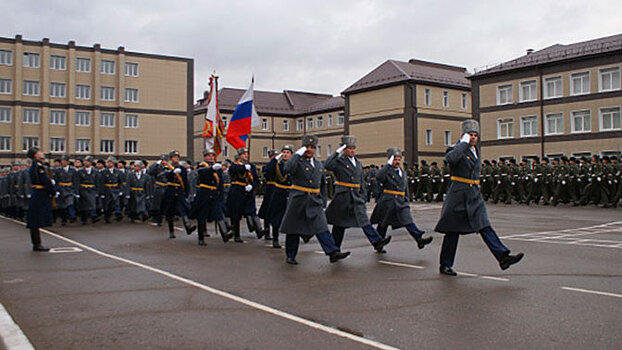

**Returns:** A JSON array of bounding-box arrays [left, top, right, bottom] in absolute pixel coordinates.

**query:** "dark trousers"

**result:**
[[440, 226, 510, 268], [332, 224, 381, 248], [30, 228, 42, 246], [285, 231, 339, 260], [81, 209, 97, 223], [377, 223, 423, 240], [61, 204, 76, 223]]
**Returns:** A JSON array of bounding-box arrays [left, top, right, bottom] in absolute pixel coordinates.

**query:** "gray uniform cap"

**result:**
[[461, 119, 480, 134], [341, 135, 357, 148], [301, 135, 318, 147], [281, 144, 295, 152], [386, 147, 402, 158]]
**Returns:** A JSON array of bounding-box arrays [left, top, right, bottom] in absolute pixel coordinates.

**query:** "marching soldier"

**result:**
[[325, 136, 392, 254], [25, 147, 54, 251], [117, 160, 128, 215], [257, 150, 277, 241], [264, 145, 295, 248], [126, 160, 151, 222], [435, 160, 450, 202], [526, 157, 543, 205], [430, 161, 441, 200], [54, 155, 78, 225], [99, 157, 124, 223], [416, 160, 432, 202], [147, 154, 169, 226], [161, 150, 196, 238], [435, 120, 524, 276], [76, 156, 100, 224]]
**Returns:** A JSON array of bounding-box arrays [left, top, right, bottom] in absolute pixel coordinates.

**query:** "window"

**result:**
[[600, 107, 621, 131], [124, 114, 138, 128], [317, 145, 321, 157], [50, 82, 66, 98], [571, 110, 591, 133], [76, 57, 91, 72], [124, 88, 138, 102], [316, 116, 323, 128], [50, 110, 66, 125], [327, 144, 332, 154], [22, 109, 40, 124], [223, 145, 229, 157], [545, 113, 564, 135], [261, 118, 268, 130], [0, 136, 11, 151], [545, 76, 563, 99], [100, 139, 114, 153], [424, 88, 431, 105], [327, 114, 333, 127], [296, 119, 303, 131], [497, 119, 514, 139], [444, 130, 451, 146], [461, 93, 467, 109], [22, 137, 39, 151], [100, 86, 115, 101], [307, 117, 313, 129], [23, 52, 39, 68], [50, 55, 66, 70], [76, 84, 90, 99], [50, 138, 65, 153], [0, 50, 12, 65], [519, 80, 537, 102], [0, 108, 11, 123], [262, 146, 268, 158], [570, 72, 590, 95], [520, 116, 538, 137], [442, 91, 449, 107], [0, 79, 11, 94], [496, 84, 512, 105], [124, 62, 139, 77], [124, 140, 138, 154], [222, 116, 227, 127], [76, 139, 90, 153], [101, 60, 115, 74], [599, 67, 620, 92], [337, 113, 344, 125], [100, 113, 115, 127], [425, 129, 433, 145], [283, 120, 289, 131], [23, 80, 40, 96], [75, 111, 90, 126]]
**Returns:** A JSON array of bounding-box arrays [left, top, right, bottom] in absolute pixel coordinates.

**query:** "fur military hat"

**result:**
[[203, 148, 216, 156], [268, 149, 277, 157], [561, 156, 569, 162], [84, 156, 94, 163], [237, 147, 249, 155], [134, 160, 143, 167], [602, 155, 610, 162], [340, 135, 357, 148], [491, 159, 497, 164], [533, 156, 540, 162], [301, 135, 318, 147], [281, 144, 295, 152], [106, 156, 117, 163], [569, 157, 577, 162], [461, 119, 480, 134], [26, 147, 40, 160], [420, 159, 427, 165], [169, 150, 181, 159], [159, 154, 169, 161], [386, 147, 402, 158], [431, 161, 438, 166], [542, 157, 549, 163], [119, 160, 126, 165], [53, 158, 61, 164], [484, 159, 491, 165], [97, 159, 105, 165], [142, 159, 148, 167], [509, 158, 517, 164]]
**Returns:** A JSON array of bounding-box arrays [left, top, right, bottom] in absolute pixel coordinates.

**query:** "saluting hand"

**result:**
[[245, 164, 251, 171], [460, 133, 471, 144], [173, 168, 182, 174], [295, 146, 307, 156], [276, 153, 283, 161], [387, 155, 394, 165], [337, 144, 347, 154], [212, 163, 222, 170]]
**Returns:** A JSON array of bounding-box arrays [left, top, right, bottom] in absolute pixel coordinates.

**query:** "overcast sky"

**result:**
[[2, 0, 621, 100]]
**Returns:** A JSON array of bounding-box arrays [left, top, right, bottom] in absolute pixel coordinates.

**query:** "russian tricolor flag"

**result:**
[[226, 78, 260, 149]]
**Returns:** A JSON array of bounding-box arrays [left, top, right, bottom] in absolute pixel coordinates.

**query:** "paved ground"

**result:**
[[1, 201, 621, 350]]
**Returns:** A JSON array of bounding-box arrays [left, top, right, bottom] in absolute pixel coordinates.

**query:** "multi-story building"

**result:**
[[470, 34, 622, 161], [342, 59, 472, 166], [0, 35, 194, 165]]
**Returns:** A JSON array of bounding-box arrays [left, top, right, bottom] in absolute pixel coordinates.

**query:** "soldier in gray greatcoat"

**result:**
[[126, 160, 151, 222], [54, 155, 78, 225], [325, 136, 392, 253], [279, 135, 351, 265], [76, 156, 100, 224], [435, 120, 524, 276], [18, 159, 33, 221], [99, 156, 124, 223], [148, 154, 169, 226]]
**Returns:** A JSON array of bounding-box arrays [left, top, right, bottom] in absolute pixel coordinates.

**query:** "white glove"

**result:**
[[212, 163, 222, 170], [534, 178, 538, 183], [55, 192, 60, 198], [157, 160, 162, 165], [75, 194, 80, 198], [295, 146, 306, 156], [173, 168, 182, 174], [26, 194, 31, 199], [126, 196, 130, 199], [276, 153, 283, 161], [245, 164, 251, 171], [561, 181, 566, 185], [460, 133, 471, 143], [337, 144, 347, 154], [387, 155, 394, 165], [51, 179, 56, 185], [245, 184, 253, 192]]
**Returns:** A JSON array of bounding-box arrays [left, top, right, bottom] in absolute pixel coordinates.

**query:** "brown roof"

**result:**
[[471, 33, 622, 77], [342, 59, 470, 94]]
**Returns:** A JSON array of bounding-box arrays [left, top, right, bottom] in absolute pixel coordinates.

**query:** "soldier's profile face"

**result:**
[[344, 146, 356, 157], [204, 154, 215, 163], [468, 132, 478, 145], [171, 155, 180, 163], [240, 152, 249, 161], [305, 146, 316, 157]]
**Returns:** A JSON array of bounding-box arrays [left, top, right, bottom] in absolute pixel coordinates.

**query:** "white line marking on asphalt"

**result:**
[[502, 221, 622, 249], [0, 302, 35, 350], [561, 287, 622, 298], [0, 218, 399, 350], [49, 247, 83, 253], [378, 260, 424, 269], [379, 260, 509, 281]]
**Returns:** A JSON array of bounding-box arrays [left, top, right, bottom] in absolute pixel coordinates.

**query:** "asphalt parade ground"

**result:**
[[1, 202, 621, 350]]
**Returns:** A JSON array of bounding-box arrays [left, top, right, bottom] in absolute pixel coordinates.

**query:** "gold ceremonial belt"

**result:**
[[224, 183, 231, 187], [32, 185, 45, 189], [58, 182, 73, 186], [274, 183, 292, 190], [291, 185, 320, 194], [335, 181, 361, 188], [80, 184, 95, 188], [167, 182, 182, 187], [104, 183, 118, 187], [198, 184, 217, 190], [130, 187, 144, 191], [266, 181, 276, 185], [450, 176, 480, 185], [231, 181, 248, 186], [155, 181, 167, 186], [383, 189, 405, 196]]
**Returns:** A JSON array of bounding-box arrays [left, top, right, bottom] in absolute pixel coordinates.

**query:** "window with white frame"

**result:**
[[50, 55, 66, 70], [570, 72, 590, 95], [571, 110, 591, 133], [497, 118, 514, 139], [0, 50, 12, 65], [296, 119, 303, 131], [444, 130, 451, 146], [23, 52, 39, 68], [22, 137, 39, 151], [23, 80, 40, 96], [100, 60, 115, 74], [124, 114, 138, 128], [0, 108, 10, 123], [599, 67, 620, 92], [424, 88, 431, 105], [545, 113, 564, 135], [317, 145, 321, 157], [124, 140, 138, 154], [100, 113, 115, 127], [544, 76, 563, 99], [124, 62, 139, 77], [0, 79, 11, 94], [222, 116, 228, 127], [442, 91, 449, 107], [50, 82, 66, 98], [425, 129, 433, 145], [100, 139, 114, 153], [100, 86, 115, 101], [76, 57, 91, 72], [283, 120, 289, 131], [519, 80, 537, 102], [76, 138, 90, 153], [327, 114, 333, 127], [124, 88, 138, 102], [520, 116, 538, 137], [261, 118, 268, 130], [461, 93, 467, 109], [496, 84, 513, 105], [599, 107, 621, 131], [262, 146, 268, 158], [50, 137, 65, 153], [0, 136, 11, 151], [76, 84, 90, 99], [75, 111, 90, 126], [22, 109, 40, 124], [327, 144, 332, 154], [337, 113, 344, 125], [307, 117, 313, 129], [50, 110, 66, 125], [316, 116, 323, 128]]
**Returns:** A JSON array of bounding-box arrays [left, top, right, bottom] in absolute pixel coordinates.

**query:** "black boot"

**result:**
[[168, 220, 176, 239], [252, 216, 266, 239], [500, 252, 524, 270], [217, 220, 233, 243], [415, 236, 433, 249], [329, 251, 351, 263], [197, 222, 207, 246], [272, 226, 281, 248], [246, 216, 255, 232], [373, 236, 392, 253], [233, 220, 244, 243], [30, 228, 49, 252], [182, 216, 196, 235]]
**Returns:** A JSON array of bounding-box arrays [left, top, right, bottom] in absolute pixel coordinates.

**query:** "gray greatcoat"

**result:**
[[76, 167, 99, 212], [370, 164, 413, 228], [147, 163, 167, 213], [434, 142, 491, 234], [54, 166, 77, 209], [279, 154, 329, 235], [324, 152, 369, 227], [99, 168, 123, 212], [18, 168, 32, 211], [126, 171, 151, 214]]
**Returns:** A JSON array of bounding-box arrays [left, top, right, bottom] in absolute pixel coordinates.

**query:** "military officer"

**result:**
[[99, 156, 124, 223], [25, 147, 54, 251], [435, 160, 451, 202], [257, 150, 277, 241], [415, 160, 432, 201], [161, 150, 196, 238], [126, 160, 151, 222], [54, 155, 78, 225], [264, 145, 295, 249], [147, 154, 169, 226], [76, 156, 100, 224]]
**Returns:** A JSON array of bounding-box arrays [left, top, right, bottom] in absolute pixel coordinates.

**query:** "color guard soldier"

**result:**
[[435, 120, 524, 276], [18, 159, 32, 221], [264, 145, 295, 249], [126, 160, 151, 222], [76, 156, 100, 224], [25, 147, 54, 251], [147, 154, 169, 226], [279, 135, 350, 265], [99, 156, 124, 223], [162, 150, 196, 238], [257, 150, 278, 241], [54, 155, 78, 225]]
